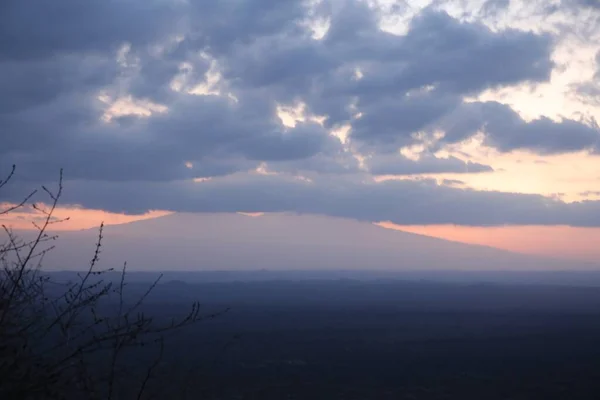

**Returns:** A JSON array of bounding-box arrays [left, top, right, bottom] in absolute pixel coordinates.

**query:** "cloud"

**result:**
[[440, 101, 600, 154], [385, 9, 553, 94], [571, 0, 600, 9], [580, 191, 600, 197], [1, 0, 599, 226], [350, 91, 461, 148], [186, 0, 310, 56], [367, 154, 493, 176], [571, 51, 600, 107], [3, 173, 600, 227], [481, 0, 511, 16], [269, 143, 361, 175], [1, 92, 338, 182], [213, 5, 556, 135], [0, 55, 117, 115], [0, 0, 180, 61], [442, 179, 466, 186]]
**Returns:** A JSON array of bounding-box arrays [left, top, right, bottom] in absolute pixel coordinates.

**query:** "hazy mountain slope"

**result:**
[[37, 213, 589, 271]]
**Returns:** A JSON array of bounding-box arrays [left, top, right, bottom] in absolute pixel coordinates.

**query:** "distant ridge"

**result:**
[[44, 269, 600, 287], [35, 213, 597, 271]]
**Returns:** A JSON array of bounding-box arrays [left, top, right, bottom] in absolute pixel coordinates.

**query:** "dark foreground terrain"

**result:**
[[50, 272, 600, 399]]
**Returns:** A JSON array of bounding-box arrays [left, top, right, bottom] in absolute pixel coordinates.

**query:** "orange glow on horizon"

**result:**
[[377, 222, 600, 263], [0, 204, 171, 231], [3, 203, 599, 264]]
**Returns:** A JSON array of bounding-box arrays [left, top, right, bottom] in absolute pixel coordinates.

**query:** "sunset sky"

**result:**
[[1, 0, 600, 262]]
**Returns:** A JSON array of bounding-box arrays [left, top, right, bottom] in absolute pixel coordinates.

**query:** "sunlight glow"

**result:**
[[0, 204, 171, 231], [99, 95, 168, 122]]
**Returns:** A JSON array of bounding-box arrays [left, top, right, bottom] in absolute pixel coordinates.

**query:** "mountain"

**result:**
[[32, 212, 594, 272]]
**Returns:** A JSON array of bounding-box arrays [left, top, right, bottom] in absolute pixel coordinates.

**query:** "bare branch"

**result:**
[[0, 164, 16, 189], [137, 338, 164, 400], [0, 167, 224, 399], [0, 190, 37, 216]]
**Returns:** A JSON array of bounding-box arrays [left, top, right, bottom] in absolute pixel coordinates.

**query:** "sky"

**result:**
[[1, 0, 600, 262]]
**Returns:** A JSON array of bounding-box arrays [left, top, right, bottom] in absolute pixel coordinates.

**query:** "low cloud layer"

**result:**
[[1, 0, 599, 226], [4, 173, 600, 227]]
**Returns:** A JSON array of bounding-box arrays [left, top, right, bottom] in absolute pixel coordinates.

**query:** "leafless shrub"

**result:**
[[0, 166, 227, 399]]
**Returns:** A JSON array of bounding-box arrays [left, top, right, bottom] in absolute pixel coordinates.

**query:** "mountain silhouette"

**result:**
[[38, 213, 591, 271]]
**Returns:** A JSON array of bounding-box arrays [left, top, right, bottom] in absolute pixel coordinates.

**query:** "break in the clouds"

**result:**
[[1, 0, 600, 226]]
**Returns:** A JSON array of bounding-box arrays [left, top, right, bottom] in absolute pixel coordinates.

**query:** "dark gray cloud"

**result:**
[[571, 0, 600, 9], [1, 0, 599, 226], [439, 101, 600, 154], [1, 92, 336, 182], [215, 5, 555, 141], [0, 0, 178, 116], [269, 138, 361, 175], [386, 9, 553, 94], [224, 5, 554, 95], [195, 2, 556, 146], [350, 91, 461, 148], [0, 56, 117, 115], [0, 0, 181, 61], [336, 8, 559, 149], [367, 154, 493, 176], [4, 173, 600, 227], [186, 0, 310, 56]]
